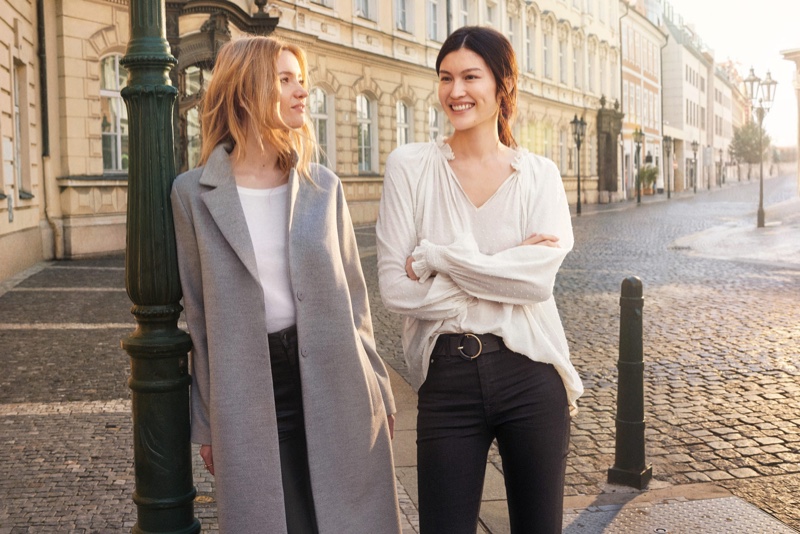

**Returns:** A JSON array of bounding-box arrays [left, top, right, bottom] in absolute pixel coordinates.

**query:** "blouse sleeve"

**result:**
[[410, 156, 573, 306], [376, 150, 474, 321]]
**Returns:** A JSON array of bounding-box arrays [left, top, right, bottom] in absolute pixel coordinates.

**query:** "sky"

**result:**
[[665, 0, 799, 147]]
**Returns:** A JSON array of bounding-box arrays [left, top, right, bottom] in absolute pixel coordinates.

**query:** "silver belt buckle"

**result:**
[[457, 334, 483, 360]]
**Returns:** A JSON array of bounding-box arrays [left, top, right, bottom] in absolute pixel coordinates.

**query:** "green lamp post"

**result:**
[[119, 0, 200, 532]]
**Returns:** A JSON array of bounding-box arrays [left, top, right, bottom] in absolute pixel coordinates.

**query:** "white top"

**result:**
[[238, 183, 296, 333], [376, 140, 583, 413]]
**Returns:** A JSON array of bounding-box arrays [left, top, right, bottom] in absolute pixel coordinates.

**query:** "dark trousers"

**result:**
[[268, 325, 319, 534], [417, 336, 571, 534]]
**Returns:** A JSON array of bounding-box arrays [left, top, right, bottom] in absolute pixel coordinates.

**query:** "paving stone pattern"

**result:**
[[1, 175, 798, 532]]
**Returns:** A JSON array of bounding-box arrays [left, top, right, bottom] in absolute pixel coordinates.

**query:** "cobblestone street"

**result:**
[[1, 173, 798, 532], [366, 172, 800, 530]]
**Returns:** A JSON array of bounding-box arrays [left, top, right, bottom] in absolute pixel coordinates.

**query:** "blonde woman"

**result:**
[[172, 36, 401, 533]]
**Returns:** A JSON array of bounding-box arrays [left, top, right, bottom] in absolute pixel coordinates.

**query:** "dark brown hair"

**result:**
[[436, 26, 518, 148]]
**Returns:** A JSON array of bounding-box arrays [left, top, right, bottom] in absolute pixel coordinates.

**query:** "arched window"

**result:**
[[396, 101, 412, 146], [310, 87, 335, 168], [356, 94, 376, 172], [100, 55, 129, 172], [178, 65, 211, 171], [525, 20, 536, 74]]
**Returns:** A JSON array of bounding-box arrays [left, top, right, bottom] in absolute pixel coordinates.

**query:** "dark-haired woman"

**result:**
[[376, 26, 583, 534]]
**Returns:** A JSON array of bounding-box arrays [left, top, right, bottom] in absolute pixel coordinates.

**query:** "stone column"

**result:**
[[781, 48, 800, 195]]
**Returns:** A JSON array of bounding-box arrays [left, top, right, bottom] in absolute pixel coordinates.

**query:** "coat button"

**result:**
[[296, 290, 304, 301], [301, 348, 308, 358]]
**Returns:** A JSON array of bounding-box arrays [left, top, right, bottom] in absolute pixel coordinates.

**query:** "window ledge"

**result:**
[[58, 173, 129, 182]]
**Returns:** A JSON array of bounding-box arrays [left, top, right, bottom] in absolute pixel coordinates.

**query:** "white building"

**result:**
[[619, 0, 667, 198], [662, 8, 713, 191]]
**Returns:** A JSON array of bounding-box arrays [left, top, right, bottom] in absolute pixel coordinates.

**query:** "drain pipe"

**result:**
[[38, 0, 64, 259]]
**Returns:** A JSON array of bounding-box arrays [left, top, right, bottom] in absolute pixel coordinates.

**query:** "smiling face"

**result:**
[[277, 49, 308, 129], [437, 47, 500, 136]]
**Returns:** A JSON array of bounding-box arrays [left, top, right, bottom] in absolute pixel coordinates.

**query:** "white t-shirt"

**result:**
[[376, 140, 583, 413], [238, 183, 296, 333]]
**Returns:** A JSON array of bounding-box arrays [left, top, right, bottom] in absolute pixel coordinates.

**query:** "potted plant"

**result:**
[[637, 166, 658, 195]]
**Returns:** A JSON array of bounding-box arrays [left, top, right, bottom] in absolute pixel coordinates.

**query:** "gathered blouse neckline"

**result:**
[[436, 138, 527, 210]]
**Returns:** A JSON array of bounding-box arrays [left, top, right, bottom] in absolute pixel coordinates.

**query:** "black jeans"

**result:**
[[417, 335, 571, 534], [268, 325, 319, 534]]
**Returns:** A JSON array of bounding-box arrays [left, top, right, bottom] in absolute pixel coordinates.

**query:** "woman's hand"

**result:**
[[200, 444, 215, 476], [387, 414, 396, 440], [405, 256, 419, 281], [521, 233, 560, 248]]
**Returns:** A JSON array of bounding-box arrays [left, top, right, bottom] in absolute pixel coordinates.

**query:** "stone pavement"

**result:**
[[1, 173, 799, 532]]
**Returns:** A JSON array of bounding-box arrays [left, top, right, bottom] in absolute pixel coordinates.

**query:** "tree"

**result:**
[[729, 120, 771, 165]]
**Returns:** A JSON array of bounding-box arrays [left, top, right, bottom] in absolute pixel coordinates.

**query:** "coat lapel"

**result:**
[[199, 144, 261, 284]]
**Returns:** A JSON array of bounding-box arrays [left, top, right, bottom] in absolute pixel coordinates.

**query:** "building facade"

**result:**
[[1, 0, 44, 281], [0, 0, 623, 283]]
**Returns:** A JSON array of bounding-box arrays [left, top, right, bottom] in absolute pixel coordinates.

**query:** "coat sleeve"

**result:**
[[409, 157, 573, 306], [335, 179, 397, 416], [171, 180, 213, 445], [376, 151, 474, 320]]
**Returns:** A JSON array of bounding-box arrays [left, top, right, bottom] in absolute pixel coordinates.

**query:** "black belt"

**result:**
[[432, 333, 505, 360]]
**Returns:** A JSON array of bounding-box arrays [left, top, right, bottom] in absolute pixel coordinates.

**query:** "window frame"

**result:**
[[396, 100, 413, 147], [310, 87, 336, 170], [428, 106, 443, 142], [356, 94, 378, 173], [458, 0, 470, 27], [543, 32, 552, 79], [355, 0, 376, 21], [525, 20, 536, 74], [100, 54, 129, 174], [427, 0, 440, 40], [396, 0, 410, 31]]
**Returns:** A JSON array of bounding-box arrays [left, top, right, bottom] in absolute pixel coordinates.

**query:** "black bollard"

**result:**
[[607, 276, 653, 489]]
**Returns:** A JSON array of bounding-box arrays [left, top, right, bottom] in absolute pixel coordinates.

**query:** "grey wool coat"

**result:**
[[171, 144, 401, 533]]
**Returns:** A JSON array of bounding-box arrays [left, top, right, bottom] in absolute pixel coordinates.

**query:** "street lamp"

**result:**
[[633, 127, 644, 204], [571, 114, 587, 215], [691, 140, 699, 193], [744, 67, 777, 228], [719, 148, 724, 186], [663, 135, 672, 199]]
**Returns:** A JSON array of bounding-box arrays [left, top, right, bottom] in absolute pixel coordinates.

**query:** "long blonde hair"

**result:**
[[199, 36, 315, 178]]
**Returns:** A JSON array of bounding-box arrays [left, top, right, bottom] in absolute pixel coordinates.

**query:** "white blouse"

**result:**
[[376, 140, 583, 413]]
